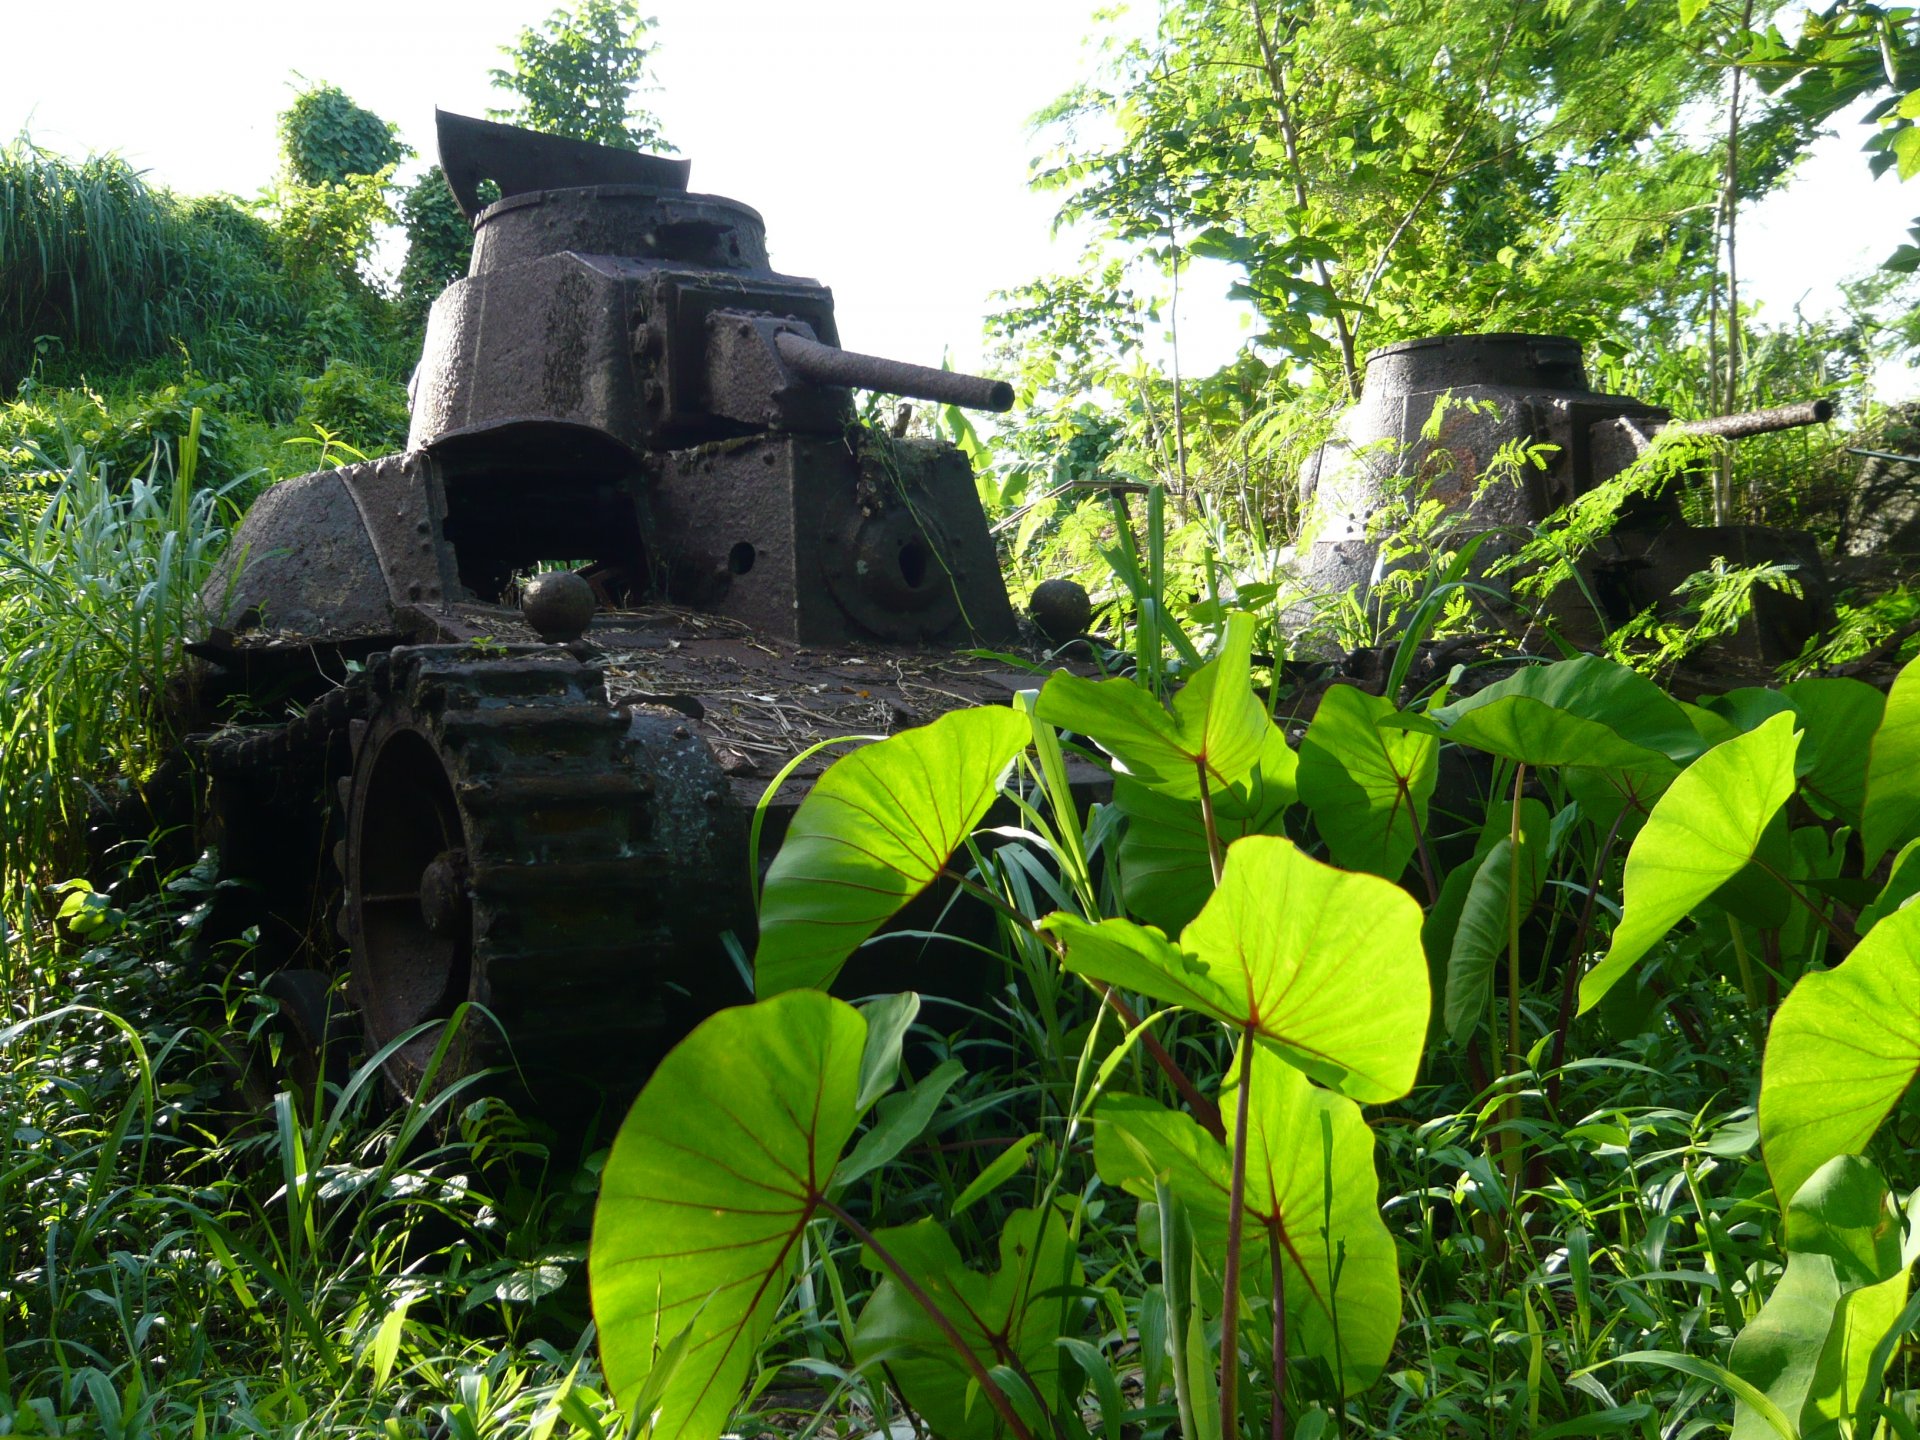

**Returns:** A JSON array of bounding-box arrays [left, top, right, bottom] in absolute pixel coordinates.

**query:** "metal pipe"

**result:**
[[1846, 446, 1920, 467], [1670, 398, 1833, 440], [774, 331, 1014, 412]]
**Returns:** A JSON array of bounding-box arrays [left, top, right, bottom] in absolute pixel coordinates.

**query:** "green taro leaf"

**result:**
[[1859, 838, 1920, 936], [1770, 678, 1882, 826], [852, 1206, 1085, 1440], [1562, 760, 1679, 834], [1578, 712, 1800, 1014], [1431, 653, 1702, 763], [1863, 654, 1920, 866], [1114, 722, 1298, 931], [1439, 695, 1673, 771], [590, 991, 870, 1440], [1760, 900, 1920, 1207], [1043, 835, 1429, 1103], [1297, 684, 1438, 881], [1227, 1049, 1401, 1391], [1702, 687, 1795, 736], [1034, 612, 1268, 799], [1444, 799, 1551, 1045], [1093, 1062, 1401, 1392], [1709, 808, 1797, 933], [755, 706, 1031, 995], [1730, 1156, 1911, 1440]]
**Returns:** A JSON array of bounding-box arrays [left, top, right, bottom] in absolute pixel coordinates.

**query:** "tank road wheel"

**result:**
[[338, 645, 748, 1111]]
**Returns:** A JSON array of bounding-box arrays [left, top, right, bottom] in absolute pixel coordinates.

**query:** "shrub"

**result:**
[[298, 359, 410, 456], [278, 81, 407, 187], [396, 166, 474, 324]]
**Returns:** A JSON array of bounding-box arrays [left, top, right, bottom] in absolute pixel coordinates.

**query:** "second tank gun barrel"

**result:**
[[773, 331, 1014, 413], [1670, 398, 1833, 440]]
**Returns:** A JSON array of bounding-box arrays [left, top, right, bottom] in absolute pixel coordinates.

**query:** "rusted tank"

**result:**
[[186, 114, 1028, 1108], [1299, 332, 1835, 662]]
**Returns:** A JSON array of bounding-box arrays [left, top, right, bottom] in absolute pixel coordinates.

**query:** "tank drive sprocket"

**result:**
[[337, 644, 749, 1108]]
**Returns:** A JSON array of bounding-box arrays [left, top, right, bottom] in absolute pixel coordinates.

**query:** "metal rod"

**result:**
[[773, 330, 1014, 412], [1670, 398, 1833, 440], [1847, 447, 1920, 467]]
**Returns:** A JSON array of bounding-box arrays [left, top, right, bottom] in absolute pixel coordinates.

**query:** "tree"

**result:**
[[278, 81, 407, 187], [395, 167, 473, 322], [1022, 0, 1918, 401], [489, 1, 672, 153]]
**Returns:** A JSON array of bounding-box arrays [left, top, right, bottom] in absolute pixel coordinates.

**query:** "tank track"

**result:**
[[339, 644, 751, 1113], [190, 679, 372, 965]]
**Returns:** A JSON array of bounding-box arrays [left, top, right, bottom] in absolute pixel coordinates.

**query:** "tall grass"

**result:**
[[0, 860, 623, 1438], [0, 414, 236, 915], [0, 138, 187, 386], [0, 137, 397, 415]]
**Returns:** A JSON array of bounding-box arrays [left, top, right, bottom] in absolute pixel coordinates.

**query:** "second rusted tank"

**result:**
[[1299, 332, 1835, 663]]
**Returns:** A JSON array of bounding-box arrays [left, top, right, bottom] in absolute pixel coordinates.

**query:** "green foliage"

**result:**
[[0, 420, 236, 904], [0, 134, 409, 421], [396, 166, 474, 321], [1864, 651, 1920, 865], [589, 989, 874, 1440], [1579, 711, 1800, 1013], [1444, 799, 1552, 1046], [262, 165, 397, 285], [1046, 835, 1429, 1103], [0, 141, 299, 395], [1295, 683, 1438, 882], [298, 359, 409, 455], [1034, 611, 1269, 797], [852, 1206, 1086, 1440], [278, 81, 407, 187], [490, 1, 672, 152], [0, 855, 625, 1438], [587, 610, 1920, 1439], [1113, 722, 1296, 931], [753, 706, 1032, 995], [1728, 1155, 1911, 1439], [1759, 899, 1920, 1208]]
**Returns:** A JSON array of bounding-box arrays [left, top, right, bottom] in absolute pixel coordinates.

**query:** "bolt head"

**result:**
[[419, 850, 471, 942]]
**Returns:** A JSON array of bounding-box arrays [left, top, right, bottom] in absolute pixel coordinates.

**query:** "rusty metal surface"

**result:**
[[208, 470, 397, 636], [647, 433, 1017, 645], [773, 331, 1014, 412], [340, 453, 459, 612], [1362, 332, 1590, 394], [1606, 525, 1835, 664], [436, 108, 690, 217], [470, 187, 768, 273], [403, 601, 1056, 807], [1298, 334, 1669, 609]]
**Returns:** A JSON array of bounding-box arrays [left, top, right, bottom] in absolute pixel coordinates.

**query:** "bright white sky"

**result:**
[[5, 0, 1915, 394]]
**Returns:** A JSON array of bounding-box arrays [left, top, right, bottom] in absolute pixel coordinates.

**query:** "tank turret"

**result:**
[[1298, 332, 1835, 662]]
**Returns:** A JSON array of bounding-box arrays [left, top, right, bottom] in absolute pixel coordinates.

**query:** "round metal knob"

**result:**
[[1030, 578, 1092, 643], [521, 570, 596, 642]]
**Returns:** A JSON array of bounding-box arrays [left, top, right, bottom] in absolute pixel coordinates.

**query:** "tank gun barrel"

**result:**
[[1670, 398, 1833, 441], [773, 331, 1014, 413]]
